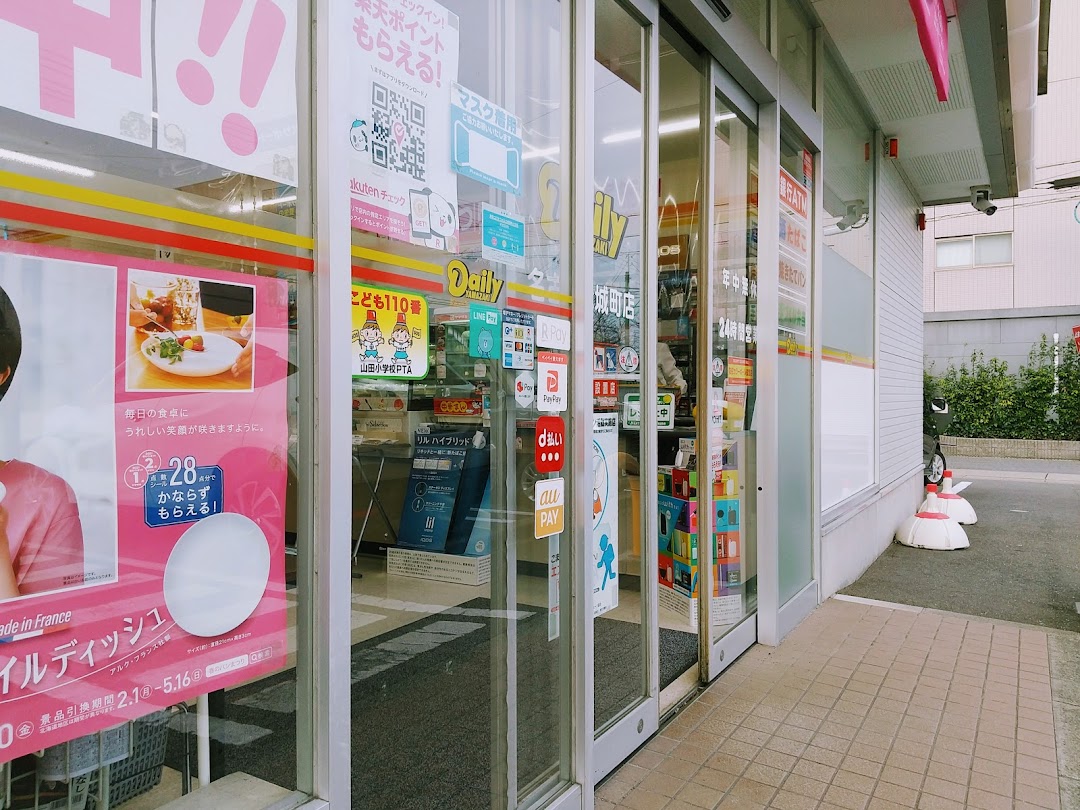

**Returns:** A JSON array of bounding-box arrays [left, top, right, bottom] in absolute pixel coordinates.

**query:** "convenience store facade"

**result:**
[[0, 0, 1038, 808]]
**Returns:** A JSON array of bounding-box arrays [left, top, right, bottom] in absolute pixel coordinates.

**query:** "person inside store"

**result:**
[[657, 341, 687, 397], [0, 284, 86, 601], [657, 341, 689, 464]]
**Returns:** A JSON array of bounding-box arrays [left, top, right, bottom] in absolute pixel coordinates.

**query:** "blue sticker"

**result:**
[[604, 346, 618, 373], [469, 303, 501, 359], [451, 83, 522, 196], [481, 205, 526, 268], [144, 464, 224, 528]]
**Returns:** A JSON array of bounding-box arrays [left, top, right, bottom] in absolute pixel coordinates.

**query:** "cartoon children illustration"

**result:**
[[388, 313, 413, 360], [358, 310, 384, 359]]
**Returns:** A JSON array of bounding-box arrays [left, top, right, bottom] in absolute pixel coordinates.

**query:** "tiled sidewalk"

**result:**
[[599, 597, 1067, 810]]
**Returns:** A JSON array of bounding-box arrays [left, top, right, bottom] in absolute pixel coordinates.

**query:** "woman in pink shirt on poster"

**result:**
[[0, 285, 85, 601]]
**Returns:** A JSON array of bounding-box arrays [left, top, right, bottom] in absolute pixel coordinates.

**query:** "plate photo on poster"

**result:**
[[163, 512, 272, 637], [125, 270, 257, 393]]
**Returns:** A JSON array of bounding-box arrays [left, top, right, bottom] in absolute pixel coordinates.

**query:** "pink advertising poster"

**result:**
[[348, 0, 460, 252], [0, 241, 289, 760]]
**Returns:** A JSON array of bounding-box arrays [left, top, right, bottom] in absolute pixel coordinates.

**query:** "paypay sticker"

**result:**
[[536, 351, 568, 412]]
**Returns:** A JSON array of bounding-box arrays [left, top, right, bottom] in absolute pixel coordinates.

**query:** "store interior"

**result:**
[[0, 3, 760, 809]]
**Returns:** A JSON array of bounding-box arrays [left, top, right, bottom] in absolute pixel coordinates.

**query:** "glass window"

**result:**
[[706, 97, 760, 634], [732, 0, 771, 49], [656, 35, 704, 695], [0, 1, 314, 806], [974, 233, 1013, 265], [935, 234, 1013, 269], [777, 0, 815, 104], [346, 1, 571, 807], [937, 238, 974, 268], [778, 130, 813, 601], [822, 51, 875, 509], [593, 0, 647, 734]]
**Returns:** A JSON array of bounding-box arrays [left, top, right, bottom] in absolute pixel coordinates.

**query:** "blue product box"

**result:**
[[714, 498, 740, 531], [657, 493, 684, 554]]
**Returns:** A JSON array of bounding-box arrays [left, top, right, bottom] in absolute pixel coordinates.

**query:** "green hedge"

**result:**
[[925, 336, 1080, 441]]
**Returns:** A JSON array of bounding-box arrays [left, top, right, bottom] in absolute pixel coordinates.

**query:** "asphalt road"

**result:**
[[841, 473, 1080, 632]]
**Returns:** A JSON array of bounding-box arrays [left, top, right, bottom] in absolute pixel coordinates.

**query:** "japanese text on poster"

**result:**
[[450, 83, 522, 195], [0, 243, 288, 760], [481, 205, 526, 268], [0, 0, 298, 182], [501, 309, 535, 370], [779, 167, 810, 343], [349, 0, 461, 251], [352, 283, 430, 379]]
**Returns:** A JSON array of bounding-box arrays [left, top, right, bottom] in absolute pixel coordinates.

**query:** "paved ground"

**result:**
[[600, 598, 1077, 810], [945, 457, 1080, 477], [841, 470, 1080, 633]]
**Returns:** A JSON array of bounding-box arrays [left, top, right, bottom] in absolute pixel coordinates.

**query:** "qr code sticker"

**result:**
[[371, 82, 427, 181]]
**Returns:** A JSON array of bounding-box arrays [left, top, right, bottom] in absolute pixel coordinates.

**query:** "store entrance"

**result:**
[[655, 31, 707, 712], [650, 30, 762, 713], [650, 39, 762, 709], [591, 7, 764, 780]]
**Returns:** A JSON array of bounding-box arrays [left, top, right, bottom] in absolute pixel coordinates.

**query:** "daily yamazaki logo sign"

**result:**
[[592, 190, 628, 259], [537, 162, 628, 259], [447, 259, 503, 303]]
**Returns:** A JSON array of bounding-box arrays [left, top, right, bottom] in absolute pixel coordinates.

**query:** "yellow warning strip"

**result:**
[[0, 170, 314, 251], [822, 347, 874, 368], [350, 244, 443, 276], [505, 281, 574, 304]]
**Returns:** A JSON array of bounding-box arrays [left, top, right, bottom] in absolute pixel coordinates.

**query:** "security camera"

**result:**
[[837, 200, 869, 231], [970, 187, 997, 216]]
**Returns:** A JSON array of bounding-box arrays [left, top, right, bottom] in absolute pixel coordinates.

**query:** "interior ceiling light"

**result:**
[[231, 194, 297, 213], [0, 148, 95, 178], [522, 144, 560, 161], [601, 112, 737, 145]]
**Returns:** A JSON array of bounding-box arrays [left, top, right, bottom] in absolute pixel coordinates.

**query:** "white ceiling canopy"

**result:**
[[813, 0, 992, 205]]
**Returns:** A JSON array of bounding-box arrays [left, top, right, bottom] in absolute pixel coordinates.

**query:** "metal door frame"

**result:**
[[587, 0, 663, 786], [698, 58, 767, 683]]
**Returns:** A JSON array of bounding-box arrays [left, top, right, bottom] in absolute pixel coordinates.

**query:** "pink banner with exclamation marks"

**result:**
[[156, 0, 298, 185], [0, 0, 154, 146]]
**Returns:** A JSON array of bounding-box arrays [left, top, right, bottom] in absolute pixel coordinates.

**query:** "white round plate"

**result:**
[[163, 512, 271, 638], [142, 333, 242, 378]]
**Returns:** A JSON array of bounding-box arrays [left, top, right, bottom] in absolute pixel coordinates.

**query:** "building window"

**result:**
[[935, 233, 1013, 269], [821, 50, 875, 511]]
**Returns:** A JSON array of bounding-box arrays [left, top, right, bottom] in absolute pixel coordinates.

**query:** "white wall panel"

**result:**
[[1013, 193, 1080, 308], [820, 473, 923, 597], [877, 158, 924, 487], [934, 266, 1015, 311]]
